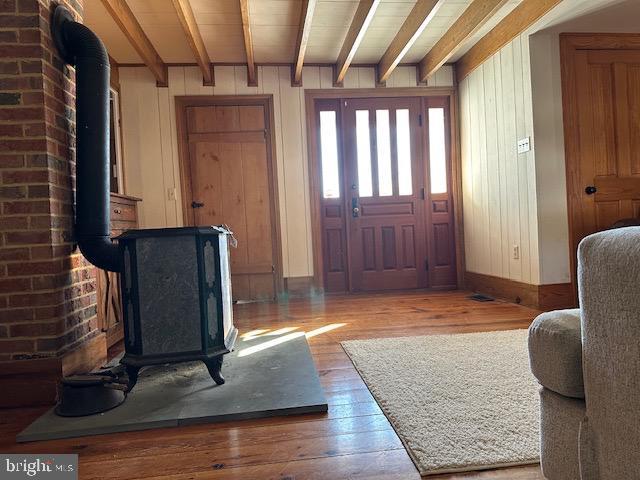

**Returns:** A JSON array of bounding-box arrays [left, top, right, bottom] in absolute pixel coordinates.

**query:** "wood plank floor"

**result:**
[[1, 291, 545, 479]]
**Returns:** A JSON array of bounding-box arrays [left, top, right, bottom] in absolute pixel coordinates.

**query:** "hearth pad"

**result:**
[[17, 333, 327, 442]]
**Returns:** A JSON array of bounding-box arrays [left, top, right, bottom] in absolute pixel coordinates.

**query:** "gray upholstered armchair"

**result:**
[[528, 227, 640, 479]]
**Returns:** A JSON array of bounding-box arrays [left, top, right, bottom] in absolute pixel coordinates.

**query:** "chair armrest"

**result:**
[[528, 309, 583, 398]]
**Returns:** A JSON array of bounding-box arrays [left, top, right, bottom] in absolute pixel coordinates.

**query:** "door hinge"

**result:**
[[418, 114, 423, 126], [420, 187, 425, 200], [425, 259, 429, 271]]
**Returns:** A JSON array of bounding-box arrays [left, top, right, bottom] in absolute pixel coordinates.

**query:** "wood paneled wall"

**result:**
[[459, 33, 540, 285], [119, 64, 454, 278]]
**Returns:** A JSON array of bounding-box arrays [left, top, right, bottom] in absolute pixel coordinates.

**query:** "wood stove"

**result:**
[[117, 226, 238, 388]]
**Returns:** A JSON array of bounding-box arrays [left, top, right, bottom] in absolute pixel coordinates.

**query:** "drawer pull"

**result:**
[[114, 208, 122, 214]]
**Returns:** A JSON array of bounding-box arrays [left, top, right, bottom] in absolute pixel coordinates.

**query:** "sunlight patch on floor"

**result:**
[[237, 323, 347, 357]]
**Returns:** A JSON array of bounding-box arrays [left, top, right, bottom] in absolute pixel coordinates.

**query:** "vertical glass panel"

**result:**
[[428, 108, 447, 194], [376, 110, 393, 196], [396, 109, 412, 195], [319, 111, 340, 198], [356, 110, 373, 197]]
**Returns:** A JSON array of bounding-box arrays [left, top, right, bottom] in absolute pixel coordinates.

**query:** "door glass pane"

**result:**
[[319, 111, 340, 198], [376, 110, 393, 196], [428, 108, 447, 194], [356, 110, 373, 197], [396, 109, 412, 195]]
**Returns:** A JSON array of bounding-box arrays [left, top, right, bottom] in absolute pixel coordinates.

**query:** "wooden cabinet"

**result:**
[[97, 193, 141, 347]]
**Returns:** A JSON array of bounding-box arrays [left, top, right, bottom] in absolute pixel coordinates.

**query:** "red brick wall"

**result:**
[[0, 0, 99, 363]]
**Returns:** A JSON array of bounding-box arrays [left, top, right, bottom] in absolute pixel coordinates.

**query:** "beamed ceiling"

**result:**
[[85, 0, 566, 86]]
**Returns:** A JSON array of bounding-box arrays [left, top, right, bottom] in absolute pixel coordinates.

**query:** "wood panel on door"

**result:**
[[423, 97, 457, 289], [343, 97, 427, 292], [562, 38, 640, 285], [185, 104, 276, 301]]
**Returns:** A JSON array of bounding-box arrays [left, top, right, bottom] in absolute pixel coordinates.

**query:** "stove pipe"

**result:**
[[51, 5, 120, 272]]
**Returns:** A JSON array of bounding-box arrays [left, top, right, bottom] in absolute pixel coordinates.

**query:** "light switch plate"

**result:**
[[517, 137, 530, 154]]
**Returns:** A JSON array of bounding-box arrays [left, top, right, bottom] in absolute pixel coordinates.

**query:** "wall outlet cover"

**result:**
[[517, 137, 531, 154]]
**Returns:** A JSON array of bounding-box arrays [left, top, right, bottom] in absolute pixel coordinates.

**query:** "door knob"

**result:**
[[191, 201, 205, 208], [352, 207, 360, 217], [585, 186, 597, 195]]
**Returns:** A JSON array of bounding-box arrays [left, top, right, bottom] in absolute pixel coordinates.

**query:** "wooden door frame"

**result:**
[[304, 87, 465, 292], [175, 95, 285, 295], [560, 33, 640, 291]]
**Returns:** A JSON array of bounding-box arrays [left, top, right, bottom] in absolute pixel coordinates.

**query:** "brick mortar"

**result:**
[[0, 0, 96, 360]]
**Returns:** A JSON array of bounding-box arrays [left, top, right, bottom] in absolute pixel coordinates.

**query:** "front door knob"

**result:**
[[585, 186, 597, 195]]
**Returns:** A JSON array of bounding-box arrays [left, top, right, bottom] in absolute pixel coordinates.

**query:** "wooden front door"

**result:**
[[314, 95, 457, 293], [181, 102, 278, 301], [342, 97, 427, 291], [562, 36, 640, 279]]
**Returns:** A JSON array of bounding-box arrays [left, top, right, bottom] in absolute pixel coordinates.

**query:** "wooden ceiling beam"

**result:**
[[377, 0, 445, 84], [239, 0, 257, 86], [334, 0, 381, 86], [171, 0, 214, 86], [292, 0, 318, 86], [101, 0, 168, 86], [456, 0, 564, 81], [418, 0, 509, 82]]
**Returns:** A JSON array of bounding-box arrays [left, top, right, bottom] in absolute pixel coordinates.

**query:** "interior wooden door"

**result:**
[[563, 44, 640, 275], [342, 97, 428, 292], [184, 104, 276, 301]]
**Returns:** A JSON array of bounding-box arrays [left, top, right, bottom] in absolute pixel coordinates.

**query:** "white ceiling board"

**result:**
[[249, 0, 301, 62], [189, 0, 241, 14], [124, 0, 194, 63], [84, 0, 540, 69], [200, 28, 247, 63], [306, 0, 358, 63], [402, 0, 471, 63], [352, 0, 415, 63], [252, 25, 299, 62], [83, 0, 142, 63], [193, 0, 244, 63]]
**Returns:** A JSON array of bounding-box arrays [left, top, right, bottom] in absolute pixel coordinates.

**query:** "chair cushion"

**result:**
[[528, 309, 584, 399]]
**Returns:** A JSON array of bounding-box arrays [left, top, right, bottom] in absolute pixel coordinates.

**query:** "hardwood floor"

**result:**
[[0, 291, 545, 479]]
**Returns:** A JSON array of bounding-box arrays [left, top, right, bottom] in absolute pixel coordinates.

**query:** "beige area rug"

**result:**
[[341, 329, 540, 476]]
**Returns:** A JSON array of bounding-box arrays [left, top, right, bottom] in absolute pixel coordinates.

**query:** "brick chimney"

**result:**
[[0, 0, 107, 407]]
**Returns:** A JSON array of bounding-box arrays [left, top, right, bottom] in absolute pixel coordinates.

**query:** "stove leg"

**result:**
[[204, 355, 225, 385], [125, 365, 140, 391]]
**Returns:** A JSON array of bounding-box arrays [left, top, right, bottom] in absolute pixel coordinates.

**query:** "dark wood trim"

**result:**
[[464, 271, 575, 310], [449, 89, 465, 288], [560, 33, 640, 298], [0, 333, 107, 407], [455, 0, 563, 81], [304, 87, 462, 292], [174, 95, 285, 296], [109, 55, 120, 92], [61, 332, 108, 377], [283, 276, 316, 297]]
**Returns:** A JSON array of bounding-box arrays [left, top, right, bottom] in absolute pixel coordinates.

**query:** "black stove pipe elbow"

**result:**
[[51, 5, 120, 272]]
